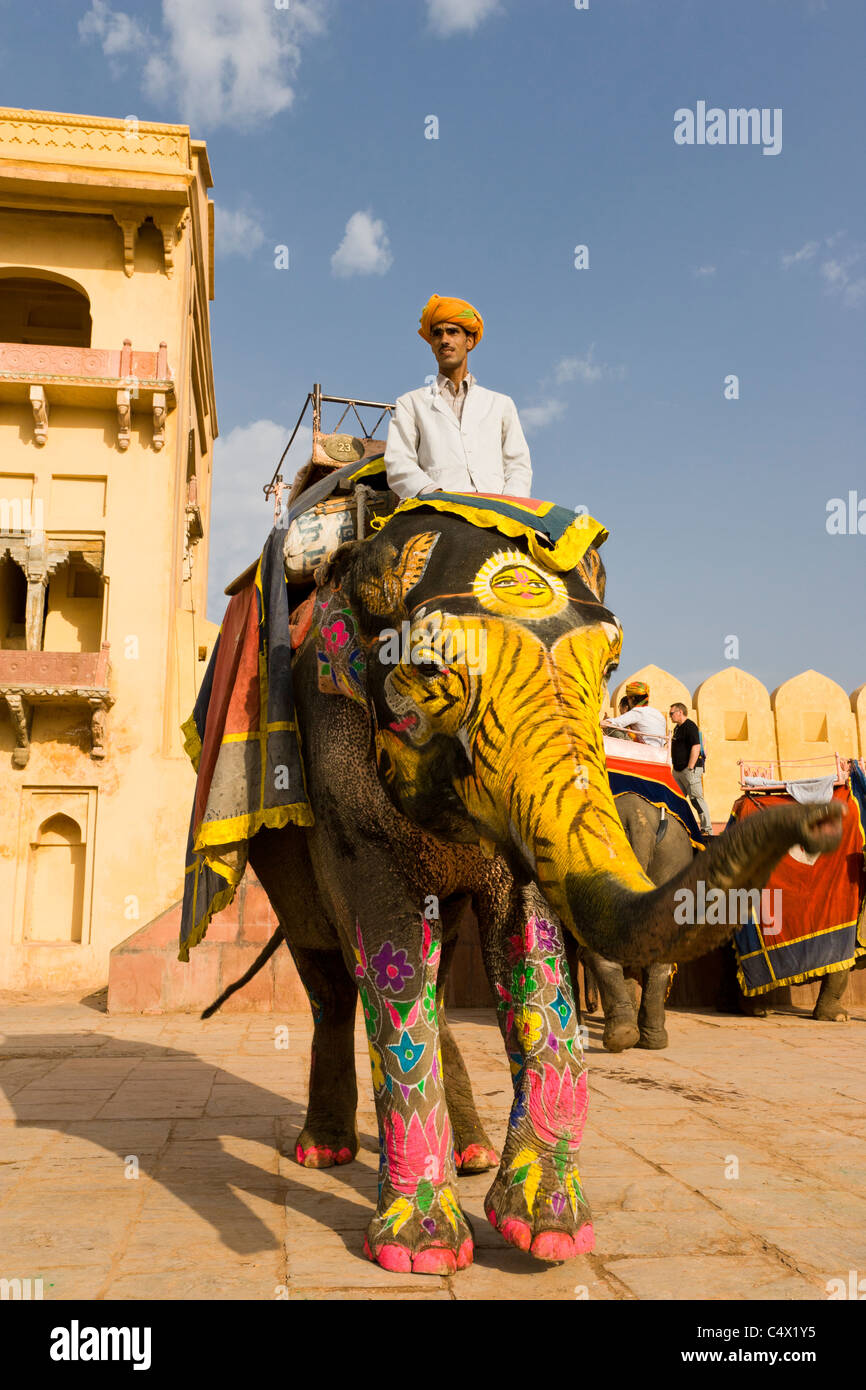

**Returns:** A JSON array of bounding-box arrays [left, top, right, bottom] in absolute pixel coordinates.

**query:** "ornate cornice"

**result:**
[[0, 107, 191, 175]]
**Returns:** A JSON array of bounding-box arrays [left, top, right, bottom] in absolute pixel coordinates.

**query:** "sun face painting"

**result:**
[[472, 550, 569, 620]]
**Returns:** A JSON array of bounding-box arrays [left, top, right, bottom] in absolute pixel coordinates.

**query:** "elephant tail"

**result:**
[[200, 926, 286, 1019]]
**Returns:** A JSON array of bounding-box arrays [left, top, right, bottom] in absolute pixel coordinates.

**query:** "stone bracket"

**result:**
[[112, 205, 189, 278], [152, 391, 166, 451], [116, 388, 131, 451], [5, 692, 33, 768], [30, 384, 48, 445], [1, 686, 114, 767]]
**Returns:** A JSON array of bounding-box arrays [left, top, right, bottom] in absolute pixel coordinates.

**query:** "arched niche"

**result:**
[[771, 670, 858, 772], [24, 812, 86, 944], [694, 667, 776, 820], [0, 270, 92, 348]]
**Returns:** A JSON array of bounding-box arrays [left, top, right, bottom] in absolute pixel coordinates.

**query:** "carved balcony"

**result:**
[[0, 644, 114, 768], [0, 339, 174, 449]]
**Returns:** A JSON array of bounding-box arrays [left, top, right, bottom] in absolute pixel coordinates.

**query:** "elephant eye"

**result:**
[[415, 660, 443, 678]]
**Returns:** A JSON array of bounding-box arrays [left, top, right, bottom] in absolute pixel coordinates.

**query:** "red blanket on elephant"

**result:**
[[730, 785, 866, 995]]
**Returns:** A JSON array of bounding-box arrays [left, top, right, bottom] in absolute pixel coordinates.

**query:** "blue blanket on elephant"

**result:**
[[605, 750, 706, 850]]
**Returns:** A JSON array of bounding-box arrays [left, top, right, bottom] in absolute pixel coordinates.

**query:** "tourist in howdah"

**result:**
[[669, 702, 714, 836], [601, 680, 667, 748], [384, 293, 533, 500]]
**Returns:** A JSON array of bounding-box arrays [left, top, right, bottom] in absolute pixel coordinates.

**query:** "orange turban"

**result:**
[[418, 294, 484, 347]]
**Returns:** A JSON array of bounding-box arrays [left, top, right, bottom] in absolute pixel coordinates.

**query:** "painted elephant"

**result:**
[[576, 796, 695, 1052], [215, 509, 842, 1276]]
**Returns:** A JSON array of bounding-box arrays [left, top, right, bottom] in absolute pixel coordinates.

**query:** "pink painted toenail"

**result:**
[[456, 1237, 474, 1269], [335, 1147, 354, 1164], [501, 1218, 532, 1251], [370, 1241, 412, 1273], [412, 1247, 457, 1276], [456, 1143, 498, 1169], [530, 1230, 575, 1262], [574, 1222, 595, 1254], [486, 1207, 498, 1228], [296, 1144, 335, 1168]]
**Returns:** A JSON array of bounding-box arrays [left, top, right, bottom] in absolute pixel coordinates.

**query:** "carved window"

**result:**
[[43, 558, 104, 653], [0, 275, 92, 348]]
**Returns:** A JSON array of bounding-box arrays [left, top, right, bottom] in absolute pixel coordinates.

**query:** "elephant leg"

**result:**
[[812, 968, 851, 1022], [585, 949, 640, 1052], [437, 898, 497, 1174], [478, 889, 594, 1263], [351, 906, 473, 1276], [636, 963, 671, 1049], [439, 1013, 498, 1174], [290, 946, 360, 1166], [582, 958, 599, 1015], [248, 827, 359, 1167]]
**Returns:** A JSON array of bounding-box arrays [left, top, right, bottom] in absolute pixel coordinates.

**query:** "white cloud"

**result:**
[[330, 210, 393, 278], [779, 233, 865, 308], [554, 347, 624, 385], [214, 206, 266, 259], [78, 0, 145, 57], [79, 0, 328, 130], [520, 399, 566, 432], [781, 240, 819, 269], [693, 265, 716, 278], [820, 255, 866, 308], [426, 0, 501, 37], [207, 418, 312, 620]]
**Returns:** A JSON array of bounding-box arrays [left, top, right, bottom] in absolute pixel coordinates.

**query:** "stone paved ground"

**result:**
[[1, 994, 865, 1301]]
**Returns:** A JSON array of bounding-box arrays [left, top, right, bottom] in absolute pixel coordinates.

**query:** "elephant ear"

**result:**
[[356, 531, 440, 622], [313, 538, 364, 590], [575, 547, 606, 602]]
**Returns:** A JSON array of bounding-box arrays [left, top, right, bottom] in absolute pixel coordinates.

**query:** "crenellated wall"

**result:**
[[612, 666, 864, 822]]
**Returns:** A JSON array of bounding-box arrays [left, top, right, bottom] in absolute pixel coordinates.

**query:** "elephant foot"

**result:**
[[364, 1185, 474, 1276], [811, 1005, 849, 1022], [454, 1142, 499, 1174], [602, 1012, 640, 1052], [294, 1124, 358, 1169], [636, 1026, 669, 1050], [484, 1150, 594, 1262]]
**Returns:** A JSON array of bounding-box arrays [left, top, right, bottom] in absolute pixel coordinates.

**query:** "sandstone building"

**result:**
[[0, 107, 219, 991]]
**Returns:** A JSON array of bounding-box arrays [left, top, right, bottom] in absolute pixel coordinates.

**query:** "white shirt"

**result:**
[[604, 706, 668, 749], [385, 375, 533, 500], [437, 370, 471, 423]]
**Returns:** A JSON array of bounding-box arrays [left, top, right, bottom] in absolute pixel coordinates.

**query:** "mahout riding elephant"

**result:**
[[575, 797, 695, 1051], [214, 509, 842, 1276]]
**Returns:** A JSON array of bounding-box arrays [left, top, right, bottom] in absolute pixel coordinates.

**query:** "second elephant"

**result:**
[[577, 795, 696, 1052]]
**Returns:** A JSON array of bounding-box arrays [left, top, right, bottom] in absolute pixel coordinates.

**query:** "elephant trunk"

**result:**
[[560, 799, 843, 967], [454, 621, 843, 967]]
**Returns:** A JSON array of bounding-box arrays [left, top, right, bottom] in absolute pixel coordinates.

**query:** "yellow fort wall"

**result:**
[[0, 108, 220, 991], [615, 665, 864, 822]]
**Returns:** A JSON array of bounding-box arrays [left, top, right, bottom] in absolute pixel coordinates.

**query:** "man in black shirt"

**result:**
[[669, 702, 713, 836]]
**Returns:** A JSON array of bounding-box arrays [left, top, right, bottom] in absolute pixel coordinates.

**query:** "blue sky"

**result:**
[[7, 0, 865, 695]]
